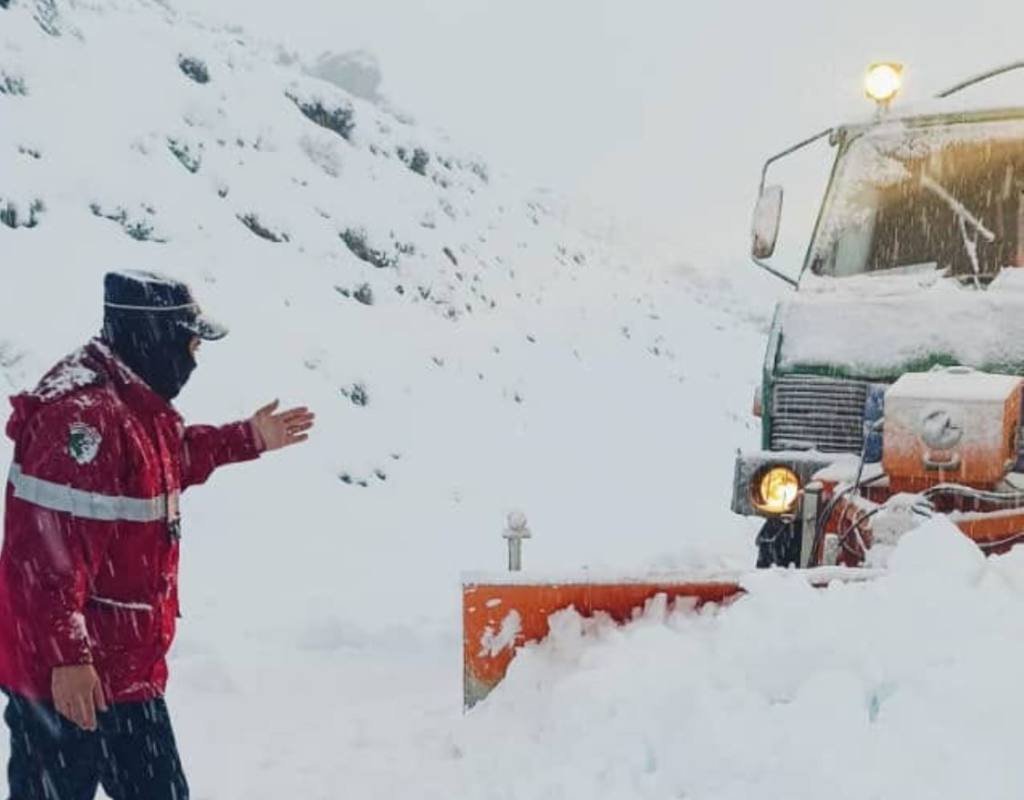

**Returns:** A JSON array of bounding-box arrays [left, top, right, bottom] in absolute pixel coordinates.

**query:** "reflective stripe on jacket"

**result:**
[[0, 339, 262, 703], [7, 462, 173, 522]]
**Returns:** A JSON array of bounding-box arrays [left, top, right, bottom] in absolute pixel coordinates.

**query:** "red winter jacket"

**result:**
[[0, 339, 261, 703]]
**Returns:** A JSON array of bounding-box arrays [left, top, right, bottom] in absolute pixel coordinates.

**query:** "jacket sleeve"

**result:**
[[180, 420, 262, 490], [9, 395, 126, 669]]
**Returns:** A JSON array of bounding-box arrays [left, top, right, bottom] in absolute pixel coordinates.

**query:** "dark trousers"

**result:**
[[3, 691, 189, 800]]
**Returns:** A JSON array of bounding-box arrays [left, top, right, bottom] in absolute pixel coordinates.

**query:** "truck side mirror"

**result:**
[[751, 185, 784, 260]]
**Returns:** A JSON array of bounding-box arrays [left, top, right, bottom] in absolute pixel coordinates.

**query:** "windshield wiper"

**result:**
[[920, 172, 997, 288]]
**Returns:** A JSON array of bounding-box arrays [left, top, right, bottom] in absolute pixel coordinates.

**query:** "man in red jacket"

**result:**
[[0, 271, 315, 799]]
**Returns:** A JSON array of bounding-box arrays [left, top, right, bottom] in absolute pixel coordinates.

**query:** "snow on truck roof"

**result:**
[[838, 60, 1024, 135], [835, 104, 1024, 142]]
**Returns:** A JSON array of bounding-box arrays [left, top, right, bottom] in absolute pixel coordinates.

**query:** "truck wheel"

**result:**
[[756, 518, 802, 567]]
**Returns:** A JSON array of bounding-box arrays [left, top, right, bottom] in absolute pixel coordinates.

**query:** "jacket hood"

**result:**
[[5, 339, 174, 444]]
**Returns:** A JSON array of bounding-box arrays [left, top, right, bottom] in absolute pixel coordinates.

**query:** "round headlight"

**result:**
[[753, 466, 800, 515]]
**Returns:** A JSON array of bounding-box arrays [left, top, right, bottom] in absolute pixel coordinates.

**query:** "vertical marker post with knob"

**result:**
[[503, 511, 531, 572]]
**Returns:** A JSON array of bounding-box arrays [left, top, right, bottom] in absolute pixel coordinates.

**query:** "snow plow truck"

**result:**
[[463, 61, 1024, 707]]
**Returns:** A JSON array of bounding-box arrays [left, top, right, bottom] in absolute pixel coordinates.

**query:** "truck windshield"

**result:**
[[809, 119, 1024, 281]]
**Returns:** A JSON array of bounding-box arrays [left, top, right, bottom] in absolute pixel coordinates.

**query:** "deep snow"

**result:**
[[9, 2, 1023, 799]]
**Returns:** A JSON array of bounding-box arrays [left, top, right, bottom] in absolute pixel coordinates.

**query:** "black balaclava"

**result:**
[[102, 311, 197, 401], [99, 270, 228, 402]]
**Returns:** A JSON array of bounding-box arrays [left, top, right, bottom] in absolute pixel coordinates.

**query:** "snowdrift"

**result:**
[[462, 518, 1024, 799]]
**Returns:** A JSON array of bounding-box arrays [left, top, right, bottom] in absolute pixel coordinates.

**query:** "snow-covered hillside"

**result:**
[[1, 0, 776, 796], [0, 0, 765, 598]]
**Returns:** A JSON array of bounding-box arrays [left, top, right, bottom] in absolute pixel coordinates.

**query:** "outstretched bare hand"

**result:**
[[251, 400, 315, 452]]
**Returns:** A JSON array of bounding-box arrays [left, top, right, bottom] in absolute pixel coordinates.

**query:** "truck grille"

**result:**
[[770, 375, 868, 453]]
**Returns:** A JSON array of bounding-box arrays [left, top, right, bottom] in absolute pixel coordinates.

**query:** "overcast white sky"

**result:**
[[177, 0, 1024, 271]]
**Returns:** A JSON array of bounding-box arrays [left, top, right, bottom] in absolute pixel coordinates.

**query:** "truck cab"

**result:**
[[734, 64, 1024, 567]]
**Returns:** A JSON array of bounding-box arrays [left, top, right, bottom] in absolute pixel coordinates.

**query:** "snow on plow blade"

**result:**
[[462, 575, 743, 707], [462, 569, 883, 707]]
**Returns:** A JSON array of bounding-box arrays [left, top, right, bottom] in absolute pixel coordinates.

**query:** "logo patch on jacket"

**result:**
[[68, 422, 102, 465]]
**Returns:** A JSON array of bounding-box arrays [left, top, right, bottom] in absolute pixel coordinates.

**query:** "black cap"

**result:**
[[103, 270, 228, 341]]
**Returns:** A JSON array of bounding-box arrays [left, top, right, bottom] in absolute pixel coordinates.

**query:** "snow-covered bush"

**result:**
[[341, 383, 369, 406], [237, 213, 289, 243], [286, 91, 355, 141], [335, 285, 375, 305], [167, 137, 201, 173], [89, 202, 165, 242], [338, 471, 370, 488], [0, 70, 27, 95], [0, 198, 44, 228], [335, 282, 377, 305], [353, 283, 374, 305], [396, 145, 430, 176], [340, 228, 396, 269], [177, 55, 209, 84], [33, 0, 61, 36], [469, 160, 489, 184]]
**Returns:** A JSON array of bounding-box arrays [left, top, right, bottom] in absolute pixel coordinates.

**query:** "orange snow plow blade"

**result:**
[[462, 577, 743, 707]]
